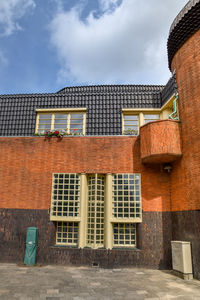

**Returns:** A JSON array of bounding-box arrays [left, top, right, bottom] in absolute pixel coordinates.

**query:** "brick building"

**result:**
[[0, 0, 200, 279]]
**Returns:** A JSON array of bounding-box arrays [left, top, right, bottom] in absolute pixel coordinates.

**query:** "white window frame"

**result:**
[[35, 108, 87, 135], [50, 173, 142, 249]]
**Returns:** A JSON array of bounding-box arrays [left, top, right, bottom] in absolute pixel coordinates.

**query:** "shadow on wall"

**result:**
[[133, 137, 173, 269]]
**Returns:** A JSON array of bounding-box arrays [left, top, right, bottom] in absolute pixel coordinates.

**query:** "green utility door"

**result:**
[[24, 227, 38, 266]]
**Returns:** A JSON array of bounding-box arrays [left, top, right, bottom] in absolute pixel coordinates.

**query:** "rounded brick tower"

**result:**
[[167, 0, 200, 279]]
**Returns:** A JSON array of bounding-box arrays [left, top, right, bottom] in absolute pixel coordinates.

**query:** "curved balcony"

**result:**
[[140, 120, 182, 164]]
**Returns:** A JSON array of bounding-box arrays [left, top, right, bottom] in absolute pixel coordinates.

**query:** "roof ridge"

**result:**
[[0, 85, 165, 98], [0, 91, 164, 99], [169, 0, 199, 34], [0, 92, 56, 98], [57, 84, 164, 94], [167, 0, 200, 68], [57, 84, 164, 91]]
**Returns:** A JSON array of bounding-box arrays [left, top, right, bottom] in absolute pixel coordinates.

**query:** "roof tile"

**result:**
[[0, 80, 177, 136]]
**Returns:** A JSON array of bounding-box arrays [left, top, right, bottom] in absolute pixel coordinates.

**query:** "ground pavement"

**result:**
[[0, 263, 200, 299]]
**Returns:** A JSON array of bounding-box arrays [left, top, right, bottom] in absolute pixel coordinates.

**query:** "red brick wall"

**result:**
[[0, 136, 171, 212], [171, 29, 200, 211], [140, 120, 182, 164]]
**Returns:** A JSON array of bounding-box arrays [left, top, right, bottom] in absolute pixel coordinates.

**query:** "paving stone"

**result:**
[[47, 289, 59, 294], [0, 290, 9, 296], [45, 297, 61, 300], [136, 290, 148, 295], [0, 264, 200, 300], [90, 282, 101, 286]]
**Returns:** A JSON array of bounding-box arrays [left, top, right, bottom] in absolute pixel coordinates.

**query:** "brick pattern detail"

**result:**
[[0, 136, 171, 212], [168, 30, 200, 280], [0, 208, 172, 269], [140, 120, 182, 164], [171, 29, 200, 211]]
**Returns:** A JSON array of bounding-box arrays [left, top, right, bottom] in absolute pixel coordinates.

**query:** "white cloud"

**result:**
[[0, 0, 36, 36], [0, 50, 8, 66], [98, 0, 121, 13], [50, 0, 188, 85]]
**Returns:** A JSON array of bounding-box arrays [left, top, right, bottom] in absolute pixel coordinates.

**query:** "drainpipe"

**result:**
[[169, 94, 179, 120]]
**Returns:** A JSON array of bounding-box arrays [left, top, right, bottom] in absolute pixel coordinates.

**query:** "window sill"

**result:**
[[112, 247, 141, 251], [50, 245, 78, 249], [50, 245, 141, 251]]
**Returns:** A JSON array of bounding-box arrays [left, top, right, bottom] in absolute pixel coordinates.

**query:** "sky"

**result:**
[[0, 0, 188, 94]]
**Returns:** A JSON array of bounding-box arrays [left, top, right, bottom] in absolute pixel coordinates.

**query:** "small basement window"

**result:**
[[56, 221, 79, 246], [113, 223, 136, 247]]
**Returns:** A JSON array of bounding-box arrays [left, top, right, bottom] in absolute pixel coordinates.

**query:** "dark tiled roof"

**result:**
[[0, 78, 177, 136], [169, 0, 199, 34], [57, 84, 164, 94], [161, 72, 177, 106], [168, 0, 200, 69]]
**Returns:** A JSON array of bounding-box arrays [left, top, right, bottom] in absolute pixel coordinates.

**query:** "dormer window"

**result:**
[[144, 114, 160, 124], [122, 110, 160, 135], [123, 115, 139, 136], [35, 108, 86, 135]]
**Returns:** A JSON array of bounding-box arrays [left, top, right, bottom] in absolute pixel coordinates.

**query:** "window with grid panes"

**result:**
[[123, 115, 139, 135], [87, 174, 105, 248], [123, 112, 161, 135], [112, 174, 141, 219], [51, 173, 141, 248], [113, 223, 136, 246], [51, 174, 81, 246], [112, 174, 141, 247], [56, 222, 79, 246], [51, 174, 80, 218], [36, 112, 85, 134], [144, 114, 160, 124]]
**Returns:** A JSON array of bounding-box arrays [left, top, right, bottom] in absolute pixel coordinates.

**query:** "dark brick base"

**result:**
[[171, 210, 200, 280], [0, 208, 172, 269]]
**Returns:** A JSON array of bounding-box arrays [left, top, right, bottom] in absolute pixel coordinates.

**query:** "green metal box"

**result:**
[[24, 227, 38, 266]]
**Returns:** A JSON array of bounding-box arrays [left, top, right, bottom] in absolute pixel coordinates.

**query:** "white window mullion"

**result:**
[[139, 112, 144, 127], [35, 114, 40, 134], [94, 173, 97, 248], [83, 113, 86, 135], [105, 173, 113, 249], [67, 113, 71, 134], [78, 174, 87, 248], [51, 114, 55, 130]]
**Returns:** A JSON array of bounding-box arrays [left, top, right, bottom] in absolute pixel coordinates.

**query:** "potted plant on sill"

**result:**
[[34, 129, 83, 139]]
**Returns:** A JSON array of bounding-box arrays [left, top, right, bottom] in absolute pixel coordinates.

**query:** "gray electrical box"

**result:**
[[171, 241, 193, 280]]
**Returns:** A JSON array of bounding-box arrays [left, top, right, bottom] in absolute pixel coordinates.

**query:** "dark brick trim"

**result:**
[[0, 208, 172, 269], [171, 210, 200, 280]]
